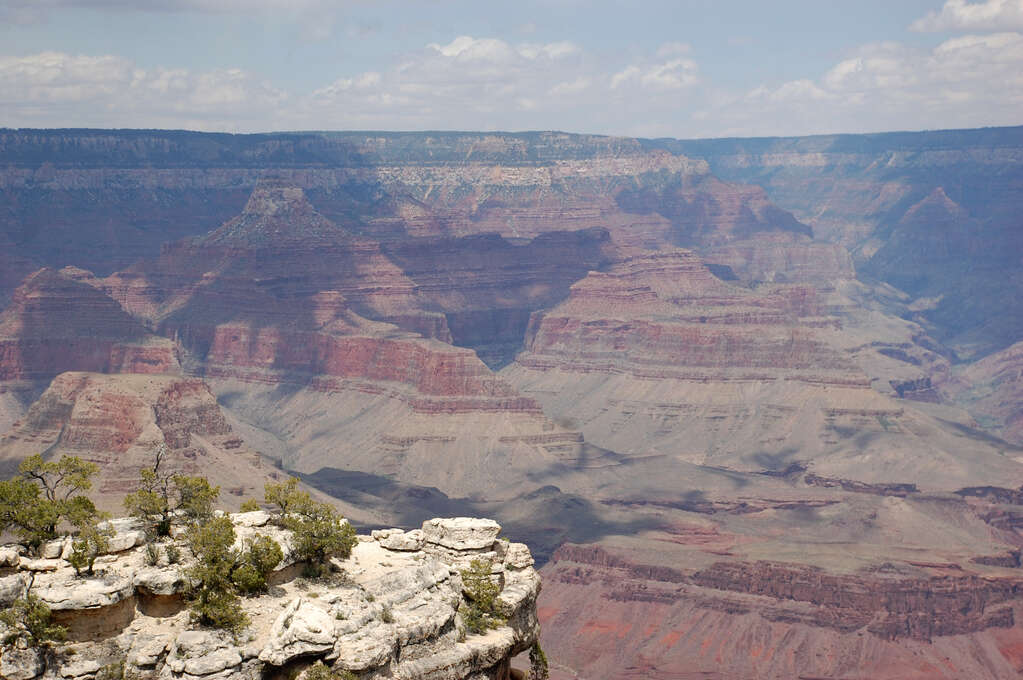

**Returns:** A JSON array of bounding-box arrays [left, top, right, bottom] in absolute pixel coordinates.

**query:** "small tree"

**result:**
[[460, 558, 504, 635], [0, 455, 99, 551], [183, 515, 247, 631], [124, 445, 219, 536], [286, 499, 355, 576], [264, 477, 302, 518], [68, 514, 115, 577], [231, 534, 283, 594], [264, 478, 355, 576]]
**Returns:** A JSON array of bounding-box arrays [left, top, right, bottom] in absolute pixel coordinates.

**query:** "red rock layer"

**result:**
[[517, 249, 864, 385], [0, 372, 273, 509], [540, 544, 1023, 680], [0, 268, 179, 381]]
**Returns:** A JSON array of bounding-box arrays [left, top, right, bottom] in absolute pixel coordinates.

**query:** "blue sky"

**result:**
[[1, 0, 1021, 137]]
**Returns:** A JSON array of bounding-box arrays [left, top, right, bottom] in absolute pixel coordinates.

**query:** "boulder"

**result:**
[[0, 647, 44, 680], [34, 573, 134, 610], [20, 559, 62, 572], [421, 518, 501, 551], [0, 574, 29, 606], [230, 511, 271, 528], [58, 656, 104, 679], [0, 546, 23, 568], [259, 598, 336, 666], [166, 630, 245, 678], [129, 633, 172, 668], [40, 538, 69, 560], [134, 566, 187, 596], [503, 543, 534, 570], [373, 529, 425, 552]]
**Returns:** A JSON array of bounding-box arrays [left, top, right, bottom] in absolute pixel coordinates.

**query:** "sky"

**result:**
[[1, 0, 1022, 138]]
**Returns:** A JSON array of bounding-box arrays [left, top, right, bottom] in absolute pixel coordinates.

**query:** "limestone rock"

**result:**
[[99, 518, 147, 554], [41, 538, 69, 560], [0, 574, 29, 606], [503, 543, 533, 570], [34, 573, 134, 610], [129, 633, 172, 668], [58, 656, 104, 679], [231, 510, 271, 528], [134, 566, 187, 596], [20, 559, 62, 572], [422, 518, 501, 551], [165, 630, 244, 678], [373, 528, 425, 552], [259, 598, 336, 666], [0, 546, 23, 568], [0, 647, 44, 680]]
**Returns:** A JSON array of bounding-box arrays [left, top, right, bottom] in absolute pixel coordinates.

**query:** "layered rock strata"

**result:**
[[0, 269, 178, 382], [503, 249, 1023, 487], [0, 514, 540, 680], [0, 372, 281, 511]]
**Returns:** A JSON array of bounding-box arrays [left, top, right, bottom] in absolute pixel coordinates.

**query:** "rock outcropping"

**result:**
[[0, 514, 539, 680]]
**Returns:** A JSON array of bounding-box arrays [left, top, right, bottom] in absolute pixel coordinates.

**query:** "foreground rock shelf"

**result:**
[[0, 514, 540, 680]]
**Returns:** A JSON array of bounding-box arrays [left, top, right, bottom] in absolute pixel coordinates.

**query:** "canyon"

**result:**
[[0, 127, 1021, 679]]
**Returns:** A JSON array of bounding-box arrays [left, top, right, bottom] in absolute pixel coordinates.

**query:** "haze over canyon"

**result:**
[[1, 125, 1023, 679]]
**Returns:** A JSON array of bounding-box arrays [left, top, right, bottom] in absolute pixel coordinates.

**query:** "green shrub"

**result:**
[[239, 499, 261, 512], [124, 445, 219, 537], [165, 543, 181, 564], [0, 593, 67, 647], [529, 642, 550, 680], [144, 542, 161, 567], [69, 518, 115, 576], [183, 515, 247, 631], [231, 534, 284, 594], [0, 455, 100, 551], [459, 558, 504, 635], [264, 477, 302, 518], [380, 606, 394, 624]]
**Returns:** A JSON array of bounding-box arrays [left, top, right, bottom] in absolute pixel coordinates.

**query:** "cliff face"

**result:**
[[0, 372, 281, 510], [0, 269, 179, 382], [540, 543, 1023, 680], [665, 127, 1023, 357], [0, 515, 540, 680], [942, 339, 1023, 446], [502, 248, 1021, 489]]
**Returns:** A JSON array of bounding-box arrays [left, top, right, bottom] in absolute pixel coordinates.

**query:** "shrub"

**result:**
[[0, 593, 67, 647], [68, 517, 115, 576], [264, 477, 302, 518], [459, 558, 504, 635], [239, 499, 261, 512], [144, 542, 161, 567], [183, 515, 247, 631], [165, 543, 181, 564], [124, 445, 219, 537], [529, 642, 550, 680], [231, 533, 283, 594], [265, 481, 355, 574], [380, 606, 394, 624], [303, 661, 357, 680]]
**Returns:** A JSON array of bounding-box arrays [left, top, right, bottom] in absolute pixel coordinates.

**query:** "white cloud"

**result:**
[[611, 58, 698, 90], [0, 52, 285, 130], [703, 31, 1023, 136], [911, 0, 1023, 32]]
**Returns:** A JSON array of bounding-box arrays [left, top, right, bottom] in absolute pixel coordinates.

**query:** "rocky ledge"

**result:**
[[0, 514, 540, 680]]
